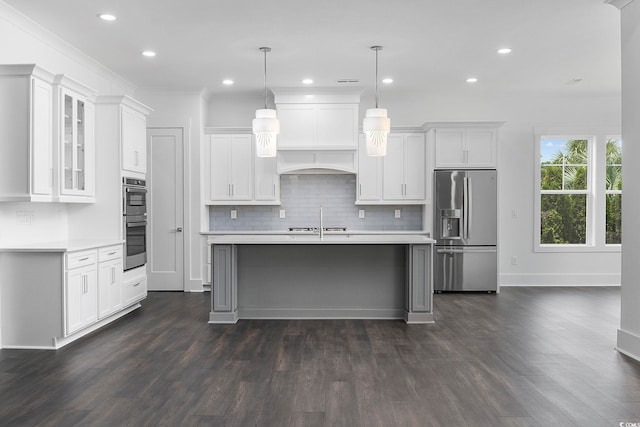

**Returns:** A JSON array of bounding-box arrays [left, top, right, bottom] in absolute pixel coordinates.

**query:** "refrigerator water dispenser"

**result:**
[[440, 209, 461, 239]]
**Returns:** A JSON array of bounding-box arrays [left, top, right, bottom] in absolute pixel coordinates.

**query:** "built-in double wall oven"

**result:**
[[123, 178, 147, 271]]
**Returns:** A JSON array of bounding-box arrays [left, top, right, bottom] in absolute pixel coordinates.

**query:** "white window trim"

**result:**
[[534, 134, 621, 253]]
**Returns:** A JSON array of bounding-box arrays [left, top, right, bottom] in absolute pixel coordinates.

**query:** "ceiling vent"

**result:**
[[565, 78, 583, 86], [337, 79, 360, 84]]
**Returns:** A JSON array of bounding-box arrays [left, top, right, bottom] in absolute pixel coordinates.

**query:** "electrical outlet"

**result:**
[[358, 209, 365, 219], [230, 209, 237, 219], [511, 209, 519, 219], [511, 256, 518, 265], [16, 211, 33, 225], [395, 209, 401, 219], [279, 209, 286, 219]]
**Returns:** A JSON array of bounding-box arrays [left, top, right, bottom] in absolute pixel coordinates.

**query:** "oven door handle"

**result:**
[[126, 221, 147, 228], [125, 187, 147, 194]]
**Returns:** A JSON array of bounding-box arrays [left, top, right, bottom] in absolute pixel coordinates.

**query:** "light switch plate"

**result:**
[[230, 209, 237, 219], [358, 209, 365, 219], [279, 209, 286, 219], [394, 209, 401, 219]]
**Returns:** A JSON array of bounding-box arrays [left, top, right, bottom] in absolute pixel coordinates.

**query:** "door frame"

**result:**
[[147, 126, 188, 291]]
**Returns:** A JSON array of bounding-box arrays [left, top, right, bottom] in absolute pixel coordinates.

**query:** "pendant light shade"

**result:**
[[364, 46, 391, 156], [253, 108, 279, 157], [364, 108, 390, 156], [253, 47, 279, 158]]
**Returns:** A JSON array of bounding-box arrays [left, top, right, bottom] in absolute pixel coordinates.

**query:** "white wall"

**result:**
[[0, 2, 135, 246], [616, 0, 640, 360], [206, 90, 622, 287], [134, 90, 205, 292]]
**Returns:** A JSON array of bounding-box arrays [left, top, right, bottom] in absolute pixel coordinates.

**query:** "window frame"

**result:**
[[534, 133, 621, 253]]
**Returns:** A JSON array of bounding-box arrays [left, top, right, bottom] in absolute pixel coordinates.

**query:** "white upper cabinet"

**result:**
[[53, 75, 97, 202], [204, 132, 280, 205], [432, 123, 501, 169], [383, 133, 426, 202], [273, 89, 361, 151], [277, 103, 358, 150], [95, 96, 152, 179], [209, 134, 252, 201], [255, 155, 280, 201], [357, 135, 383, 201], [0, 64, 55, 202], [357, 132, 426, 205], [122, 106, 148, 174]]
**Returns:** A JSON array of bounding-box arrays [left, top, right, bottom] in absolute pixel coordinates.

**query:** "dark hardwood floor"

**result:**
[[1, 287, 640, 426]]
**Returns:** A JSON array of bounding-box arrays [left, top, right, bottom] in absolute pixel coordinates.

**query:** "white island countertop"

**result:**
[[0, 239, 124, 253], [206, 232, 435, 245]]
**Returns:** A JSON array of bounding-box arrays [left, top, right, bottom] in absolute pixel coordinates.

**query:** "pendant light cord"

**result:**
[[259, 47, 271, 109], [371, 46, 382, 108]]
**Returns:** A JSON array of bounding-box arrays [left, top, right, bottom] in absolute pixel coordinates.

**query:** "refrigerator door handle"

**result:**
[[463, 176, 470, 239]]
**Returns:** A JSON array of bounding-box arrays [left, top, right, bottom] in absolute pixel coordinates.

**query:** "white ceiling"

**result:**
[[4, 0, 621, 98]]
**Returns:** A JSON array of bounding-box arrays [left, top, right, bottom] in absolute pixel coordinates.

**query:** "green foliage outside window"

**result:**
[[539, 138, 622, 245], [540, 139, 588, 244]]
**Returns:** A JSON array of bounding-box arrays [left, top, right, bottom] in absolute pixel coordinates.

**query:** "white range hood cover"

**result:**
[[277, 150, 356, 174]]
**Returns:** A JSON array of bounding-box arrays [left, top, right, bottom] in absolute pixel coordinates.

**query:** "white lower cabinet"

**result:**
[[98, 245, 123, 319], [0, 243, 144, 349], [123, 274, 147, 307], [65, 250, 98, 335]]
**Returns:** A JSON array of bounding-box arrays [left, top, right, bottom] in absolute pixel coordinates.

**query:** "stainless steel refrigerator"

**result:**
[[434, 169, 497, 292]]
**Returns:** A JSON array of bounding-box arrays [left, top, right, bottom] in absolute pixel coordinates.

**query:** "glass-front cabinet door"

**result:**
[[55, 74, 95, 202], [62, 94, 87, 193]]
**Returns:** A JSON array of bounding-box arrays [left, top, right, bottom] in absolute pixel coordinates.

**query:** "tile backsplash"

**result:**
[[209, 174, 423, 231]]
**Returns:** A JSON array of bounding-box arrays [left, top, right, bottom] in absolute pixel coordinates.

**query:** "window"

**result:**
[[606, 138, 622, 244], [535, 135, 621, 251]]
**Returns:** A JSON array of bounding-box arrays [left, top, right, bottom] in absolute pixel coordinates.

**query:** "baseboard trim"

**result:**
[[616, 328, 640, 362], [500, 273, 621, 287]]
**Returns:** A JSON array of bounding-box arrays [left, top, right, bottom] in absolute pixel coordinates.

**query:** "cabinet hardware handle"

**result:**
[[111, 267, 115, 284], [107, 251, 117, 256], [79, 257, 89, 262], [231, 184, 234, 196], [359, 183, 362, 196], [133, 282, 141, 287], [273, 183, 276, 196]]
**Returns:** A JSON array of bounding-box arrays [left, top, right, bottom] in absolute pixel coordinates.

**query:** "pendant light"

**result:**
[[253, 47, 280, 157], [363, 46, 391, 156]]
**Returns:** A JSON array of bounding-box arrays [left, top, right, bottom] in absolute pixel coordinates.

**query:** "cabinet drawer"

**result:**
[[66, 249, 97, 269], [123, 275, 147, 306], [99, 245, 122, 262]]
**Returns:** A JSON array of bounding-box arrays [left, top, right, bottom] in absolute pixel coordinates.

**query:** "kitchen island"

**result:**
[[206, 232, 434, 324]]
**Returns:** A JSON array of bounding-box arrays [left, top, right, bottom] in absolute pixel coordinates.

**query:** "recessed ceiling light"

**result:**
[[497, 48, 512, 54], [97, 13, 117, 21], [222, 79, 234, 85], [305, 94, 315, 99], [302, 78, 314, 85], [141, 51, 156, 57], [466, 77, 478, 83], [382, 78, 394, 84]]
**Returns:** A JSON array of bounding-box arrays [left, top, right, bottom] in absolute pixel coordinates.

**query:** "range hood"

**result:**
[[273, 88, 361, 174], [277, 150, 357, 174]]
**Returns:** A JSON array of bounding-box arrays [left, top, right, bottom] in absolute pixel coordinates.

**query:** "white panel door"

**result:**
[[255, 148, 279, 201], [147, 128, 184, 291]]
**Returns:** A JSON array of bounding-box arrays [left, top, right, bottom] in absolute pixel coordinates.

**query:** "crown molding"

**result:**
[[605, 0, 635, 10], [0, 1, 136, 94]]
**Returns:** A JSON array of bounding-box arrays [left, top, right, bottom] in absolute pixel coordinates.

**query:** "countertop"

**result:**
[[206, 231, 435, 245], [0, 239, 124, 253]]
